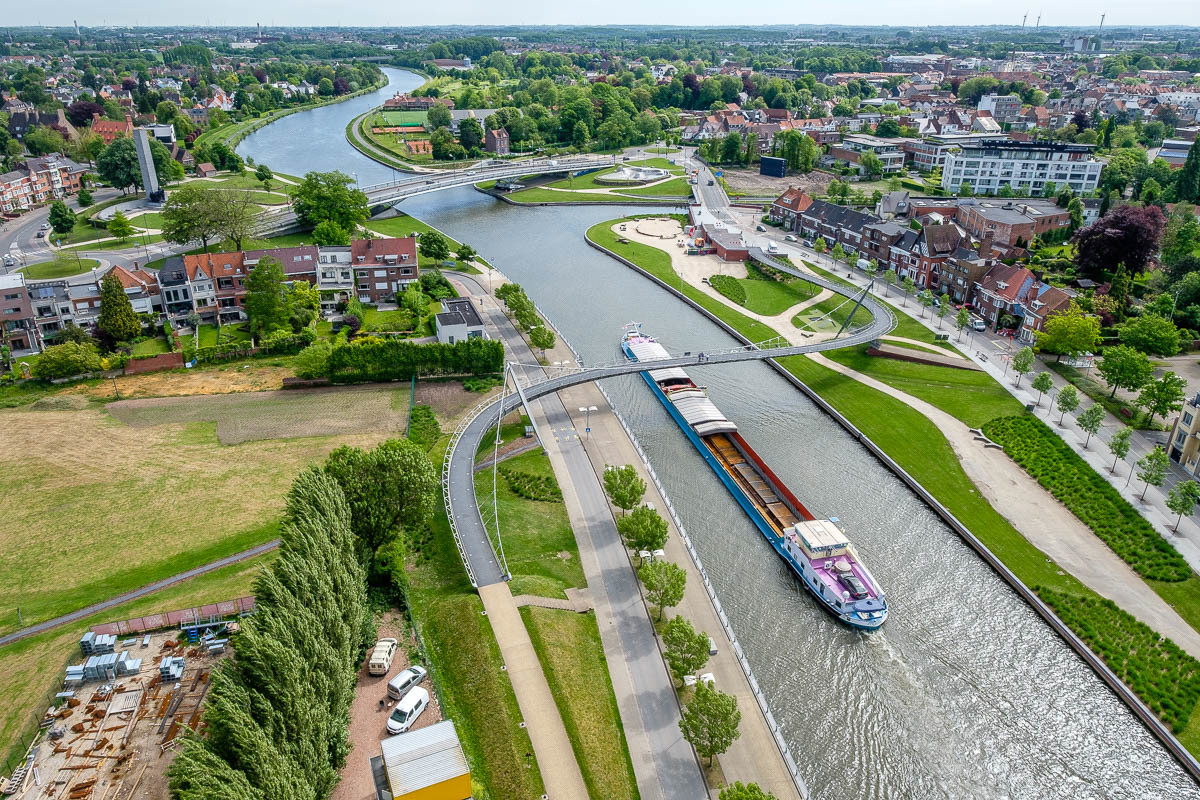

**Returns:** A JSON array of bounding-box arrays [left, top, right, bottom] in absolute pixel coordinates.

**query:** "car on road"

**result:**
[[755, 225, 766, 232], [367, 638, 398, 676], [39, 223, 51, 230], [386, 686, 430, 735], [387, 665, 428, 700], [2, 256, 13, 267], [707, 179, 714, 186], [36, 231, 45, 238], [784, 234, 797, 242], [970, 318, 988, 331]]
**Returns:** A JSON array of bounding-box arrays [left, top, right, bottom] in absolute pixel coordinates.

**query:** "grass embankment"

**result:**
[[502, 187, 673, 204], [473, 449, 584, 598], [407, 509, 545, 800], [0, 551, 271, 772], [21, 257, 100, 279], [521, 607, 640, 800], [588, 216, 1200, 751], [363, 213, 490, 269]]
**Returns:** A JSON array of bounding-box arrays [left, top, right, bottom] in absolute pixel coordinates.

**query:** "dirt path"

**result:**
[[807, 352, 1200, 660]]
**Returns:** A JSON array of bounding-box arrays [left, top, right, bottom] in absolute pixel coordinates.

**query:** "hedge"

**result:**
[[982, 415, 1192, 582], [709, 275, 746, 307], [182, 329, 315, 365], [500, 467, 562, 502], [1037, 586, 1200, 733], [407, 405, 442, 451], [325, 336, 504, 384]]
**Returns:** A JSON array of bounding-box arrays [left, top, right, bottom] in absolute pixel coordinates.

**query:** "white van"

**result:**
[[367, 638, 397, 676], [386, 686, 430, 735]]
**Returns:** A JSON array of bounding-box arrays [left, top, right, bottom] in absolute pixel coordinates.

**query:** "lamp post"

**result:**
[[579, 405, 598, 439]]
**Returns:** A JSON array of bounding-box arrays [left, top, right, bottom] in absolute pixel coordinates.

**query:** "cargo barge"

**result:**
[[622, 325, 888, 630]]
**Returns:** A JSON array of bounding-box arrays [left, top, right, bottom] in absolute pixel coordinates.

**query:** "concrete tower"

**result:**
[[133, 129, 164, 204]]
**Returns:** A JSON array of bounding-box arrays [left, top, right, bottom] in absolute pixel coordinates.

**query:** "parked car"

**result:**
[[367, 638, 398, 676], [386, 686, 430, 735], [36, 231, 45, 238], [755, 225, 766, 232], [39, 223, 50, 230], [784, 235, 797, 242], [2, 256, 14, 267], [387, 665, 428, 700], [970, 318, 987, 332]]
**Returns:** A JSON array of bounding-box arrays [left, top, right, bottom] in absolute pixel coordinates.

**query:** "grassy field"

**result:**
[[194, 322, 254, 349], [51, 217, 113, 246], [740, 275, 818, 315], [379, 110, 428, 126], [622, 178, 693, 198], [22, 257, 100, 280], [408, 510, 546, 800], [474, 449, 584, 598], [64, 233, 163, 253], [131, 337, 171, 356], [521, 607, 640, 800], [0, 402, 390, 635], [504, 187, 668, 205], [0, 550, 270, 771], [645, 147, 680, 154]]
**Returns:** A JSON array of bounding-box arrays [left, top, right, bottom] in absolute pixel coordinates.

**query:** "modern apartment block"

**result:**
[[941, 140, 1102, 196], [1168, 395, 1200, 476]]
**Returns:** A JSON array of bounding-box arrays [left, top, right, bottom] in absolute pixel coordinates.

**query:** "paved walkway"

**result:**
[[478, 583, 589, 800], [807, 351, 1200, 660]]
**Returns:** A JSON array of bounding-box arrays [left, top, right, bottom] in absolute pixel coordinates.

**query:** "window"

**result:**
[[1185, 412, 1194, 427], [3, 293, 18, 301], [375, 282, 387, 290], [1178, 431, 1188, 447]]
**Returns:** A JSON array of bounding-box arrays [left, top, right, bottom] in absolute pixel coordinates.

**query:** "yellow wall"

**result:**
[[395, 772, 472, 800]]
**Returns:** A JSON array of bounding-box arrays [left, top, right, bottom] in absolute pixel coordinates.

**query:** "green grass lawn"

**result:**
[[63, 233, 163, 253], [740, 275, 817, 315], [52, 217, 113, 246], [620, 178, 693, 198], [545, 167, 623, 191], [194, 323, 254, 348], [131, 337, 171, 356], [379, 110, 428, 126], [408, 509, 545, 800], [644, 147, 680, 154], [628, 157, 684, 173], [130, 211, 166, 230], [505, 187, 660, 204], [1046, 361, 1162, 430], [474, 449, 584, 598], [363, 213, 491, 267], [521, 607, 640, 800], [21, 257, 100, 280]]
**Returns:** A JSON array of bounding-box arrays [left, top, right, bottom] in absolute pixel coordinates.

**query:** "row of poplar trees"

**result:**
[[167, 468, 371, 800]]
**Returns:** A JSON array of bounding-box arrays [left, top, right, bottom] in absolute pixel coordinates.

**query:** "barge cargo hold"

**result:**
[[622, 326, 888, 630]]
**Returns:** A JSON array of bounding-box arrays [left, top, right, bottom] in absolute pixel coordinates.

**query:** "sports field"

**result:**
[[380, 110, 428, 126]]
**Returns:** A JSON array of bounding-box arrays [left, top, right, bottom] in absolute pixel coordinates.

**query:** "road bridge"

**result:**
[[443, 265, 895, 587]]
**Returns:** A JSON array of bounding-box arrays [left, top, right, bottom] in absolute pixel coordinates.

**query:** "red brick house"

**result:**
[[484, 127, 510, 155], [700, 224, 749, 262], [769, 187, 813, 230], [351, 237, 419, 303], [90, 113, 133, 145]]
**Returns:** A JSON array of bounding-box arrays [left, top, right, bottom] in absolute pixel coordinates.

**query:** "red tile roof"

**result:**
[[773, 188, 814, 213]]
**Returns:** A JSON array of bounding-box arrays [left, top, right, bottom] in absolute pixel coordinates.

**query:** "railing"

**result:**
[[442, 392, 505, 589]]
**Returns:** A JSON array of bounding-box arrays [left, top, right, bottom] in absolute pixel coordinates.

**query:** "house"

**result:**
[[383, 93, 455, 111], [941, 254, 996, 305], [1167, 394, 1200, 475], [768, 188, 813, 229], [875, 191, 910, 220], [435, 297, 486, 345], [484, 127, 510, 155], [0, 157, 89, 212], [797, 200, 878, 260], [1016, 283, 1073, 344], [351, 237, 419, 304], [1158, 139, 1194, 169], [976, 94, 1022, 123], [90, 113, 134, 145], [142, 123, 176, 147], [171, 143, 195, 170], [827, 134, 910, 174], [973, 263, 1035, 330], [957, 199, 1071, 246], [0, 274, 37, 352], [106, 264, 161, 316], [6, 108, 75, 141], [888, 223, 967, 290], [378, 721, 471, 800], [195, 162, 218, 178], [700, 224, 749, 262], [184, 106, 209, 127]]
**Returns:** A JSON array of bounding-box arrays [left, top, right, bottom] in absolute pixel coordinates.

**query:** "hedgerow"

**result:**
[[709, 275, 746, 307], [1037, 587, 1200, 733], [407, 405, 442, 451], [500, 467, 562, 502], [326, 337, 504, 383], [981, 415, 1191, 582]]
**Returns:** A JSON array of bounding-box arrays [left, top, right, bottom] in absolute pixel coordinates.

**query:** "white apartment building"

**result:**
[[977, 94, 1022, 123], [941, 140, 1103, 196]]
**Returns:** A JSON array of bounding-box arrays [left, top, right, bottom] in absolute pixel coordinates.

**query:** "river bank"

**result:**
[[584, 215, 1200, 780]]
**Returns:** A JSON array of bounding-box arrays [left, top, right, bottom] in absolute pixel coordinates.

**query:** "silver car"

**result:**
[[386, 665, 427, 700]]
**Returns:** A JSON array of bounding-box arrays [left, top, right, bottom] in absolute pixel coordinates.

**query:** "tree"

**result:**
[[1073, 204, 1165, 279], [254, 164, 273, 193], [617, 505, 668, 555], [917, 290, 934, 318], [426, 103, 451, 130], [48, 201, 75, 235], [830, 242, 845, 265], [720, 784, 778, 800], [1109, 426, 1133, 473], [604, 464, 646, 514], [24, 126, 66, 156], [458, 118, 484, 152], [529, 325, 555, 356], [401, 286, 428, 317], [1056, 384, 1079, 424], [243, 256, 289, 338], [882, 270, 897, 298], [663, 616, 710, 679], [812, 237, 826, 257], [76, 187, 93, 207], [292, 171, 369, 233], [97, 272, 140, 343], [1118, 314, 1181, 357], [1136, 447, 1170, 500], [418, 231, 451, 263], [1178, 138, 1200, 204], [1067, 197, 1084, 231], [639, 559, 685, 620], [160, 184, 225, 252], [1011, 346, 1035, 387], [96, 137, 142, 191], [858, 151, 884, 179], [1136, 372, 1187, 426], [323, 439, 437, 569], [456, 244, 477, 264], [1077, 404, 1105, 448], [936, 294, 950, 328], [106, 211, 134, 242], [311, 219, 349, 246], [1167, 481, 1200, 532], [679, 682, 741, 766], [1035, 302, 1100, 361], [33, 341, 102, 380], [1032, 372, 1054, 406], [1097, 344, 1154, 399], [216, 189, 261, 251], [901, 276, 915, 306]]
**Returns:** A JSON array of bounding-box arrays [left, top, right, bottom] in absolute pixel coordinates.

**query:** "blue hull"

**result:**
[[625, 342, 884, 631]]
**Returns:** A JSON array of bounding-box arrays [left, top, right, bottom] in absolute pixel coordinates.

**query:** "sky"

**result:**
[[8, 2, 1200, 30]]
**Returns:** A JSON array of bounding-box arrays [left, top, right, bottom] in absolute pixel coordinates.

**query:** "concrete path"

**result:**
[[808, 352, 1200, 661], [478, 582, 589, 800]]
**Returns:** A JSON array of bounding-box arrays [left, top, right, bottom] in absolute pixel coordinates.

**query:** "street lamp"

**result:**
[[578, 406, 598, 439]]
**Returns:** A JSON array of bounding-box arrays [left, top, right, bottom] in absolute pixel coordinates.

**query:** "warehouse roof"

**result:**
[[381, 720, 469, 795]]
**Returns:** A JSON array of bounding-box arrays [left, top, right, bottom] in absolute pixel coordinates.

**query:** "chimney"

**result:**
[[979, 231, 995, 260]]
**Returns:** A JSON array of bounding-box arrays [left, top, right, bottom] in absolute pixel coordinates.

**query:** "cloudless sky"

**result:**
[[9, 2, 1200, 30]]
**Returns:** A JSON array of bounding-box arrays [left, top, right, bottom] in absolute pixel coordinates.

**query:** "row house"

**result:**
[[11, 265, 161, 352], [768, 187, 814, 229], [956, 199, 1071, 247], [796, 200, 877, 261], [90, 113, 134, 145], [886, 224, 970, 292], [0, 157, 89, 213]]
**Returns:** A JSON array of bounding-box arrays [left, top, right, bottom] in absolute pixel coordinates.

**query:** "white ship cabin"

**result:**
[[787, 519, 849, 560]]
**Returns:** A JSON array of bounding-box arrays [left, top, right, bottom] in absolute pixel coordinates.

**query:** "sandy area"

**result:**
[[722, 168, 833, 196], [808, 352, 1200, 660], [331, 612, 442, 800]]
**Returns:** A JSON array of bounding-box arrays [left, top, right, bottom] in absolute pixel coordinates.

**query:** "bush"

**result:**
[[463, 375, 503, 393], [294, 340, 334, 379], [982, 415, 1191, 582], [33, 342, 102, 380], [407, 405, 441, 450], [325, 337, 504, 384], [500, 467, 562, 502], [709, 275, 746, 306]]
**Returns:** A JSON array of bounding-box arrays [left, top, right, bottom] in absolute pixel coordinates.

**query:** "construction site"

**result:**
[[1, 621, 239, 800]]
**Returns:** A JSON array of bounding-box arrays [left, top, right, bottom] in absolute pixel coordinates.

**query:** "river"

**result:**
[[238, 67, 1200, 800]]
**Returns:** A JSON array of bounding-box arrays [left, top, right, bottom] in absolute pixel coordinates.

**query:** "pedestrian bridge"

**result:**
[[443, 259, 896, 587]]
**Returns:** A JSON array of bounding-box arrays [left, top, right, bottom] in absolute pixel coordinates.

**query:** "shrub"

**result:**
[[463, 375, 503, 393], [500, 467, 562, 502], [982, 415, 1191, 581], [406, 405, 441, 450], [709, 275, 746, 306], [325, 337, 504, 384], [33, 342, 102, 380], [294, 340, 334, 379]]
